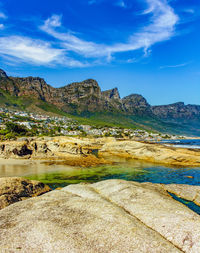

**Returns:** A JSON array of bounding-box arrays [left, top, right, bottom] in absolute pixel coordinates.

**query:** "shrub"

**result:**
[[5, 122, 28, 135]]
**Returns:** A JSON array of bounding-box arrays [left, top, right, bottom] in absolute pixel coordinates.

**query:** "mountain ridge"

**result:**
[[0, 68, 200, 136]]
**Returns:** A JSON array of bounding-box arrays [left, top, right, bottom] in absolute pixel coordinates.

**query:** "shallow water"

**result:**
[[1, 158, 200, 214], [1, 158, 200, 189]]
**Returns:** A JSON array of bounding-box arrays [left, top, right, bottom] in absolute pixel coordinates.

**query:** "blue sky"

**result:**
[[0, 0, 200, 105]]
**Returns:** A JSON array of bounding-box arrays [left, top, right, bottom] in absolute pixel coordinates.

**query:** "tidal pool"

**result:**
[[1, 158, 200, 214], [1, 158, 200, 189]]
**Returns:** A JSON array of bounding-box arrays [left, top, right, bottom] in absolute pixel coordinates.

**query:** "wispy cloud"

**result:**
[[0, 12, 7, 19], [0, 36, 64, 65], [0, 36, 86, 67], [0, 11, 6, 29], [160, 62, 191, 69], [0, 0, 180, 67], [40, 0, 179, 62], [115, 1, 127, 8], [183, 9, 195, 14], [40, 15, 106, 58]]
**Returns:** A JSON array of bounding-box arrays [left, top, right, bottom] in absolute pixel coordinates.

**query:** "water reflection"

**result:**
[[1, 158, 200, 189]]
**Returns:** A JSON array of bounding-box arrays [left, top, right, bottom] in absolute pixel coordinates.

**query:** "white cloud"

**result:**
[[0, 36, 63, 64], [0, 12, 7, 19], [160, 62, 191, 69], [183, 9, 195, 14], [0, 0, 179, 67], [0, 36, 86, 67], [115, 1, 127, 8], [40, 0, 179, 62], [40, 15, 105, 58], [0, 11, 6, 29], [44, 14, 62, 28], [127, 58, 136, 63]]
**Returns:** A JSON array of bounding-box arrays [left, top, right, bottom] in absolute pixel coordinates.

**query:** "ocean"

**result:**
[[158, 139, 200, 149]]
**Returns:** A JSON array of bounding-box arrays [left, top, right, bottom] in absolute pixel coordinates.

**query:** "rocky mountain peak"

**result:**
[[151, 101, 200, 120], [122, 94, 151, 114], [0, 69, 8, 79], [1, 68, 200, 122], [168, 102, 185, 107], [102, 88, 120, 100]]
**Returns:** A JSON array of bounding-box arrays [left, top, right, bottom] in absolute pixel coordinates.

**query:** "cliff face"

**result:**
[[0, 70, 54, 101], [151, 102, 200, 120], [0, 69, 8, 78], [102, 88, 120, 100], [57, 79, 104, 113], [0, 68, 200, 120], [122, 94, 151, 115], [0, 69, 150, 114]]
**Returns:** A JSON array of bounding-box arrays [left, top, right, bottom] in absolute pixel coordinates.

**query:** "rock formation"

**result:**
[[0, 179, 200, 252], [0, 69, 8, 78], [0, 177, 51, 210], [122, 94, 151, 115], [0, 136, 200, 166], [0, 68, 200, 136], [102, 87, 120, 100], [151, 102, 200, 120], [2, 68, 199, 119]]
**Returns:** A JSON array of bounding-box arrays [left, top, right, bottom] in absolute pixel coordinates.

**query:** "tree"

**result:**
[[5, 122, 28, 135]]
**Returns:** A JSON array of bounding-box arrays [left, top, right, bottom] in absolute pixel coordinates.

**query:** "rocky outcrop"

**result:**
[[0, 177, 51, 210], [57, 79, 105, 112], [0, 71, 124, 113], [102, 87, 120, 100], [1, 68, 200, 120], [0, 179, 200, 252], [0, 137, 200, 167], [100, 139, 200, 166], [122, 94, 151, 115], [0, 69, 164, 117], [0, 69, 8, 78]]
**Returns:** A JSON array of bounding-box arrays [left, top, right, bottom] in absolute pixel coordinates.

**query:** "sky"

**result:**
[[0, 0, 200, 105]]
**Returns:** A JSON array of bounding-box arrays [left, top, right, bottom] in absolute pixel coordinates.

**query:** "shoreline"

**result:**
[[0, 136, 200, 167]]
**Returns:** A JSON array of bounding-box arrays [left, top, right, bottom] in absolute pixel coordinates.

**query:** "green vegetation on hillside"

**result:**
[[0, 122, 28, 140], [0, 88, 199, 136]]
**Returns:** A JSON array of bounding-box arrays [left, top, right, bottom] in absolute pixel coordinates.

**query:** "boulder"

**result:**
[[0, 179, 200, 252], [0, 177, 51, 210]]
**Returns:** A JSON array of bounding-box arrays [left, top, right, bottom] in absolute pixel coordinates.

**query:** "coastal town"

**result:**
[[0, 107, 183, 140]]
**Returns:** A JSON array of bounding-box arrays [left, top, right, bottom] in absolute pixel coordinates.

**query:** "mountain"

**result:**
[[0, 69, 150, 114], [0, 68, 200, 136], [122, 94, 151, 115], [151, 102, 200, 121]]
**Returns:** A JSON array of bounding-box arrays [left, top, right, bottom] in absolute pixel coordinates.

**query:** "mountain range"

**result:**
[[0, 68, 200, 136]]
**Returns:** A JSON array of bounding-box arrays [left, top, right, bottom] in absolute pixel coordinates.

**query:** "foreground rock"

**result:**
[[0, 136, 200, 167], [0, 177, 51, 210], [0, 179, 200, 252]]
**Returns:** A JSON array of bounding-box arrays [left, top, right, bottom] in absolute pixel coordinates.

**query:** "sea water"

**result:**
[[159, 139, 200, 149]]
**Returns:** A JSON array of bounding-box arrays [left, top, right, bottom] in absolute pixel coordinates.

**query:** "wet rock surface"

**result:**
[[0, 179, 200, 252]]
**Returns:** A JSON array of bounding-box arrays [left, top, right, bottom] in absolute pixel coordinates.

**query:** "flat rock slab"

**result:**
[[0, 179, 200, 252]]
